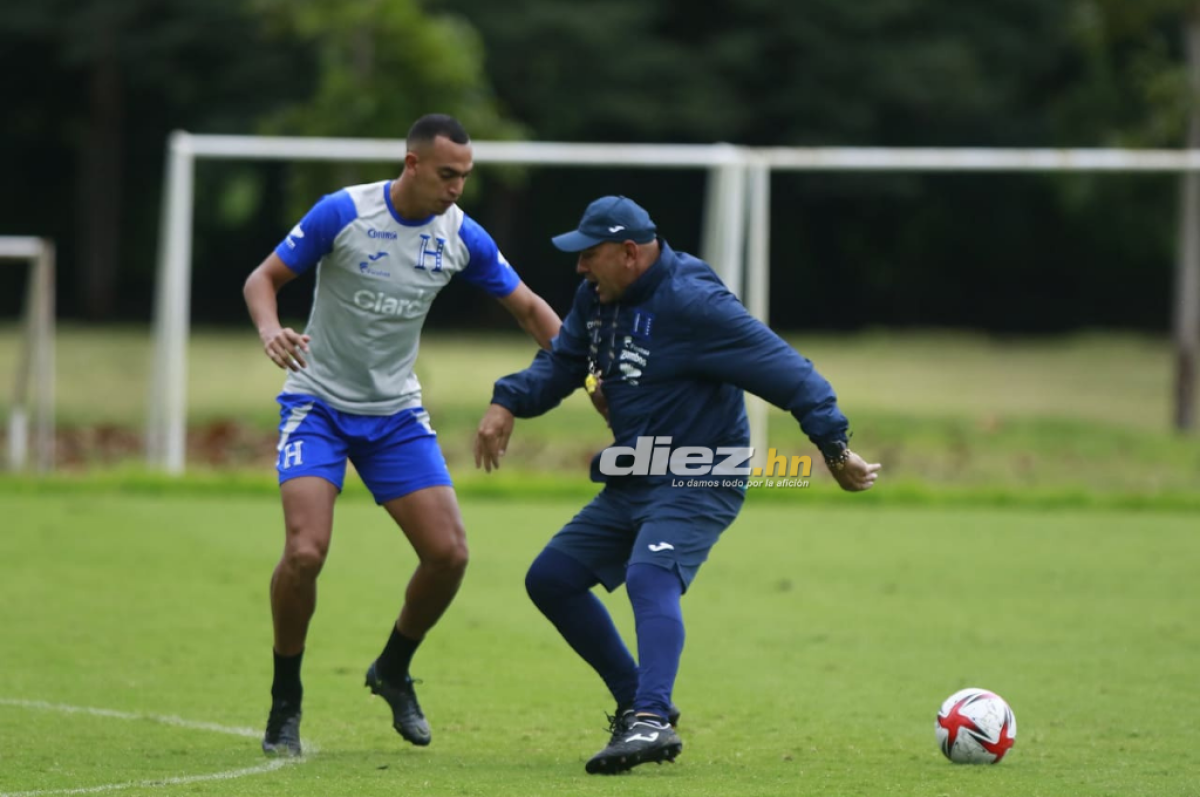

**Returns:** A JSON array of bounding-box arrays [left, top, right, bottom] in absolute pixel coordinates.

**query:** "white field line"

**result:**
[[0, 698, 314, 797]]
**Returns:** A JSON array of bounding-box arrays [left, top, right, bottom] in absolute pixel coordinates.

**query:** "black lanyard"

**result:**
[[587, 303, 621, 390]]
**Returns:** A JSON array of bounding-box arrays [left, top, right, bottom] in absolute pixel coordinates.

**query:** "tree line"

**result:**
[[1, 0, 1194, 332]]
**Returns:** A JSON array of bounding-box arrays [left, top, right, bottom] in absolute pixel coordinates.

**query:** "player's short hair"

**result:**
[[407, 114, 470, 148]]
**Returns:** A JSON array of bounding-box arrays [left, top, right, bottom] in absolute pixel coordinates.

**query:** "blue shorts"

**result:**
[[547, 480, 745, 593], [275, 394, 453, 504]]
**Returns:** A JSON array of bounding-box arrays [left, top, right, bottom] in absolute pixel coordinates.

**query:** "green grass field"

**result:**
[[1, 492, 1198, 796], [1, 325, 1198, 500]]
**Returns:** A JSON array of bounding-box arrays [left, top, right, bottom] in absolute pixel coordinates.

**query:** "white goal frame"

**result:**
[[0, 236, 56, 472], [151, 134, 1200, 473], [148, 133, 750, 474]]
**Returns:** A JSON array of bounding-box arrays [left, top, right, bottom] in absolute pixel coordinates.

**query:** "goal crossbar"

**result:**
[[756, 146, 1200, 172]]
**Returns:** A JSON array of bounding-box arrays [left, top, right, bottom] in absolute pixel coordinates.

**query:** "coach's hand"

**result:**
[[474, 404, 515, 473], [828, 451, 881, 492], [260, 326, 310, 372]]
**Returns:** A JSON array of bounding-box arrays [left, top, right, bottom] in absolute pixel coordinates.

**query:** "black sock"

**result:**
[[377, 626, 421, 682], [271, 650, 304, 704]]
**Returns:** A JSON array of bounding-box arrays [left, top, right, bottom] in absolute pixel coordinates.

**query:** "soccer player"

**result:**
[[243, 113, 561, 756], [473, 195, 880, 774]]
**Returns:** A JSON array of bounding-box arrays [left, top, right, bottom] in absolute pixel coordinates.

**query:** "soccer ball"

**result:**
[[935, 688, 1017, 764]]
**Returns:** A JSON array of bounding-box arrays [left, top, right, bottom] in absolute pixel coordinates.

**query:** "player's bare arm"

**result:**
[[243, 252, 311, 372], [473, 403, 515, 472], [497, 281, 561, 350]]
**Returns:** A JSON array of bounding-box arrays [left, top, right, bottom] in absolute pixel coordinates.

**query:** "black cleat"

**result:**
[[616, 702, 682, 728], [261, 699, 302, 757], [365, 660, 431, 746], [586, 712, 683, 774]]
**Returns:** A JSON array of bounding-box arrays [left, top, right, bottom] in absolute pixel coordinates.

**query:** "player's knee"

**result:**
[[282, 538, 328, 578], [525, 563, 552, 607], [445, 539, 470, 575], [423, 533, 469, 576], [526, 548, 588, 607]]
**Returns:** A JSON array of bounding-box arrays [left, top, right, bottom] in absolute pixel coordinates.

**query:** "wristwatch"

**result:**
[[819, 440, 851, 471]]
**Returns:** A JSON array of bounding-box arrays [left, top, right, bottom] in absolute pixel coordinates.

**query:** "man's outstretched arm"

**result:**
[[475, 291, 592, 471], [497, 281, 562, 350], [689, 291, 881, 491]]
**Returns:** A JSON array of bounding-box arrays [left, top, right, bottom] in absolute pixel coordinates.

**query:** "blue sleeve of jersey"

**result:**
[[491, 284, 591, 417], [274, 190, 358, 274], [457, 215, 521, 298], [689, 290, 850, 448]]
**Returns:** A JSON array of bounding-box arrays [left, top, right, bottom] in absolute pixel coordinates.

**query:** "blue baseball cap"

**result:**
[[551, 195, 657, 252]]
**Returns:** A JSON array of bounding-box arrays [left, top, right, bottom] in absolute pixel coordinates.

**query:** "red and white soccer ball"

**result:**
[[935, 688, 1017, 764]]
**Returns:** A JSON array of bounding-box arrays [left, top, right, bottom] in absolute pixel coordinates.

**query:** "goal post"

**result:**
[[0, 236, 55, 472], [148, 132, 749, 474]]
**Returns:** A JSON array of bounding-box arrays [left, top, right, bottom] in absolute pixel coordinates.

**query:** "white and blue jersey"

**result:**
[[274, 180, 520, 415]]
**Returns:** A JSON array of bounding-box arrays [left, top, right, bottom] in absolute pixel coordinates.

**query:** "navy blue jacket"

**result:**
[[491, 241, 849, 482]]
